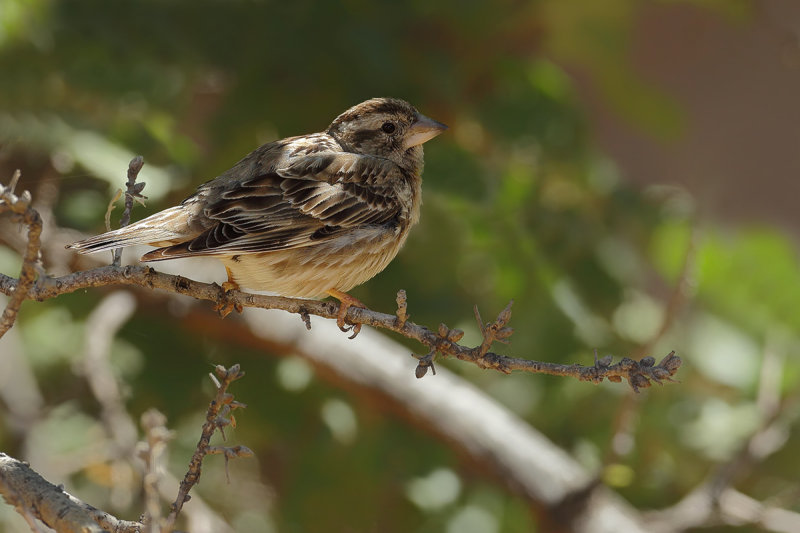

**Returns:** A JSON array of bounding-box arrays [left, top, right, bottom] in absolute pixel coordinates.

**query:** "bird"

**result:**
[[68, 97, 447, 334]]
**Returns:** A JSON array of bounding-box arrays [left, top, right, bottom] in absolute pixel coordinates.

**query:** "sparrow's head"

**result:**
[[328, 98, 447, 173]]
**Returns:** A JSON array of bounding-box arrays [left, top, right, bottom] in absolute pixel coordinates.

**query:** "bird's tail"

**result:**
[[67, 206, 190, 254]]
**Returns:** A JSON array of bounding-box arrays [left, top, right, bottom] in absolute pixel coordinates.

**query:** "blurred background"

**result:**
[[1, 0, 799, 532]]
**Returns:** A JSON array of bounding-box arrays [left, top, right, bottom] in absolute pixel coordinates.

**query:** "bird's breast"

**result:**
[[220, 223, 410, 298]]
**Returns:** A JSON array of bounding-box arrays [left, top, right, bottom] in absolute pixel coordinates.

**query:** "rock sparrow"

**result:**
[[68, 97, 447, 330]]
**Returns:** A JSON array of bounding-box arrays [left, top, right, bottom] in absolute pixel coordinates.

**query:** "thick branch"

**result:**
[[0, 452, 141, 533]]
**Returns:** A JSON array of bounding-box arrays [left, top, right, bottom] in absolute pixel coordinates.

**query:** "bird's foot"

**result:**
[[221, 280, 239, 292], [215, 269, 243, 318], [326, 288, 365, 339]]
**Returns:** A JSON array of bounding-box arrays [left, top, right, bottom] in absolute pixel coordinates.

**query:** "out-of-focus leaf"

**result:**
[[697, 228, 800, 332]]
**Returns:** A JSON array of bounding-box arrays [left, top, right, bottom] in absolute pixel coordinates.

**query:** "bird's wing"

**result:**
[[142, 152, 405, 260]]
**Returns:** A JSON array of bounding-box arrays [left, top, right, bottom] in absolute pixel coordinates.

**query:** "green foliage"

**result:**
[[1, 1, 796, 532]]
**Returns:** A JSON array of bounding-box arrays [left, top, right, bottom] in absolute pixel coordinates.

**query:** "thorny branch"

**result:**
[[163, 364, 252, 531], [0, 163, 681, 391]]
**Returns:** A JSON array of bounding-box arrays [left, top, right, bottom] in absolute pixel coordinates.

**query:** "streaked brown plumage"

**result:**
[[68, 98, 447, 317]]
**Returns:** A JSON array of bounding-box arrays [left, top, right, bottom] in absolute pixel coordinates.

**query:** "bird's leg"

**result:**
[[326, 288, 365, 339], [215, 267, 244, 318], [221, 267, 240, 293]]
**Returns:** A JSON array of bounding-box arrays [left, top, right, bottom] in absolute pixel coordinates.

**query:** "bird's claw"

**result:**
[[216, 277, 243, 318], [327, 288, 365, 339], [221, 280, 239, 292], [214, 296, 243, 318], [336, 309, 362, 339]]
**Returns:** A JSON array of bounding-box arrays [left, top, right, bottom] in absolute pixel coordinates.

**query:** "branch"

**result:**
[[643, 484, 800, 533], [138, 409, 173, 533], [82, 291, 139, 453], [163, 364, 252, 531], [643, 336, 799, 532], [200, 299, 655, 532], [113, 156, 147, 267], [0, 166, 681, 390], [0, 172, 43, 339], [0, 452, 141, 533], [0, 264, 681, 390]]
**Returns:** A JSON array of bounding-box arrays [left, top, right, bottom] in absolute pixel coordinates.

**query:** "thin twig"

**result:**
[[113, 156, 146, 267], [0, 173, 43, 340], [1, 263, 679, 389], [395, 289, 408, 327], [163, 364, 250, 531], [0, 169, 682, 390], [0, 263, 681, 390]]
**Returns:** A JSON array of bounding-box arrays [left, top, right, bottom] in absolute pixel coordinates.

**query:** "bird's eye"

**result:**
[[381, 122, 396, 134]]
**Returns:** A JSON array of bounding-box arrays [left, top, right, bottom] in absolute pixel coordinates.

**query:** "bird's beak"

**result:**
[[403, 113, 448, 150]]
